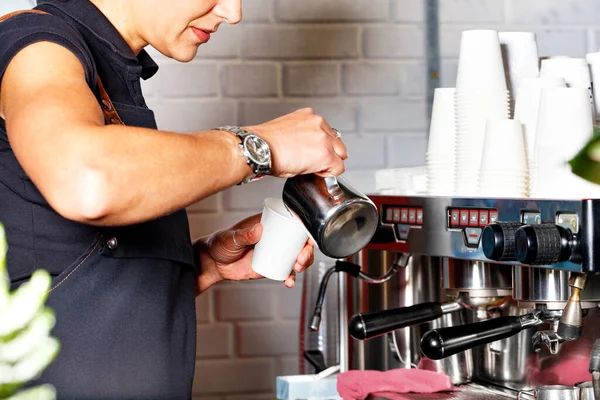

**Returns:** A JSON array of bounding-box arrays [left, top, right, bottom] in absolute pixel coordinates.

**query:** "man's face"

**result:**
[[133, 0, 242, 62]]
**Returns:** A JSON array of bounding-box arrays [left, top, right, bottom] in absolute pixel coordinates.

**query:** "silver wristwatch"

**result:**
[[215, 126, 272, 184]]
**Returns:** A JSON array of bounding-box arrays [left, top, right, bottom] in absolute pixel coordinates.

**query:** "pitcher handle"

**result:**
[[324, 176, 345, 200]]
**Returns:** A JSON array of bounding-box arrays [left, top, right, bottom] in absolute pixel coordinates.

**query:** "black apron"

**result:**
[[26, 44, 196, 400], [36, 101, 197, 400], [0, 10, 197, 398]]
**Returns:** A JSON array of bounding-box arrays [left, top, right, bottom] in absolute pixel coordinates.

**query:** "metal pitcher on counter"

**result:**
[[282, 174, 379, 259]]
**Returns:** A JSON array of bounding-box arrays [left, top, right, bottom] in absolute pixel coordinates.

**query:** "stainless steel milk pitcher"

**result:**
[[282, 174, 379, 259]]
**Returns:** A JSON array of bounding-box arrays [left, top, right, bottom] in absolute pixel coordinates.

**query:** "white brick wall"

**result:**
[[3, 0, 600, 398]]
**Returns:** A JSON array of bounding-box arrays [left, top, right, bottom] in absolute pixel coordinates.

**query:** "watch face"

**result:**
[[245, 135, 271, 165]]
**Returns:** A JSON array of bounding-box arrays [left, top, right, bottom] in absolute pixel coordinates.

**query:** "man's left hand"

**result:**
[[194, 214, 315, 294]]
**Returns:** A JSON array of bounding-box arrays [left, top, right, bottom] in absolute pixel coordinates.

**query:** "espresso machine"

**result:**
[[304, 195, 600, 399]]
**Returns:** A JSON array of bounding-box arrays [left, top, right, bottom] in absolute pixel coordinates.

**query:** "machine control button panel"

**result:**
[[464, 228, 483, 247], [448, 207, 498, 229], [381, 205, 424, 227]]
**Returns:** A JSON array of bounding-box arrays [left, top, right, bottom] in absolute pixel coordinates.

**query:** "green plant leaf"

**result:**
[[0, 270, 51, 338], [569, 126, 600, 185], [0, 223, 59, 399], [0, 308, 56, 362]]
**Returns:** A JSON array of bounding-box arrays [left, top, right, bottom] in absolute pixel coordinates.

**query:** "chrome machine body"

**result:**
[[348, 195, 600, 399]]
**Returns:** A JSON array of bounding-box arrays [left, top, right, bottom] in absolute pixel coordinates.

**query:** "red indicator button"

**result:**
[[386, 208, 393, 223], [460, 210, 469, 226], [450, 209, 460, 227], [489, 210, 499, 223], [408, 209, 417, 224], [393, 208, 401, 222], [469, 210, 479, 227], [400, 208, 409, 223], [479, 210, 489, 226], [416, 209, 424, 225]]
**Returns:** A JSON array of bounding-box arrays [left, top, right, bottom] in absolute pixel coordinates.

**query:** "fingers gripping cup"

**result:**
[[251, 198, 309, 281]]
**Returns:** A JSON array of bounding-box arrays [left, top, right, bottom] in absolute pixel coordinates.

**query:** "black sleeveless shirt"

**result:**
[[0, 0, 194, 286]]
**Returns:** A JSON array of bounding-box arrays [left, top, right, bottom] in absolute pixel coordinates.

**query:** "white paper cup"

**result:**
[[456, 30, 507, 91], [498, 31, 540, 101], [540, 58, 592, 107], [480, 119, 527, 171], [514, 77, 567, 166], [251, 198, 309, 281], [535, 87, 593, 160], [427, 88, 456, 155], [533, 87, 594, 198]]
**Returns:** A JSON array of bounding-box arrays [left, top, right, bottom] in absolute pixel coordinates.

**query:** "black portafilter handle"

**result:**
[[348, 302, 444, 340], [420, 316, 525, 360]]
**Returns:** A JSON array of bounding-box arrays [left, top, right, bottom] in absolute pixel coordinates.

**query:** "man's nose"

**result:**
[[214, 0, 242, 25]]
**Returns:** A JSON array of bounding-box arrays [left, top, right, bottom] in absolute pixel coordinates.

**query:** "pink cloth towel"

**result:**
[[336, 369, 456, 400]]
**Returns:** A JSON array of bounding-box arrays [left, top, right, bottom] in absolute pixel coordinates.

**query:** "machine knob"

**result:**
[[515, 224, 576, 265], [481, 222, 522, 261]]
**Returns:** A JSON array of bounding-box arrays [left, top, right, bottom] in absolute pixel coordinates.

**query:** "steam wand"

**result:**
[[309, 254, 408, 332], [532, 273, 588, 355], [557, 273, 588, 340]]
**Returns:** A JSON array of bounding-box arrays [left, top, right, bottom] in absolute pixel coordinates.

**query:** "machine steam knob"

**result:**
[[515, 224, 576, 265], [482, 222, 522, 261]]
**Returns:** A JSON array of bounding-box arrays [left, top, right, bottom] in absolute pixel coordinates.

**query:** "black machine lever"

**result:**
[[420, 314, 542, 360], [348, 302, 461, 340]]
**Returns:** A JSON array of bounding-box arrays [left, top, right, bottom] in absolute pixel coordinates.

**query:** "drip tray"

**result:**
[[370, 383, 516, 399]]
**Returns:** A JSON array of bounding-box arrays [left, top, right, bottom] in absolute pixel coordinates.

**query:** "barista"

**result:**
[[0, 0, 347, 397]]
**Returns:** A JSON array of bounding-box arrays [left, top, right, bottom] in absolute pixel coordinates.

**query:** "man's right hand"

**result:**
[[245, 108, 348, 178]]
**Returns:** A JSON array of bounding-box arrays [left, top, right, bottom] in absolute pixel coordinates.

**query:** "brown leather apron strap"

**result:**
[[0, 10, 124, 125], [96, 77, 124, 125]]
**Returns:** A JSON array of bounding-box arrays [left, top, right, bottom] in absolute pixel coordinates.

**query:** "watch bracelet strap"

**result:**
[[214, 126, 268, 185]]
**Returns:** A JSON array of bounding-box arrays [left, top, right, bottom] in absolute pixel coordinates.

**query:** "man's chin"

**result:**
[[163, 46, 198, 63], [173, 51, 198, 63]]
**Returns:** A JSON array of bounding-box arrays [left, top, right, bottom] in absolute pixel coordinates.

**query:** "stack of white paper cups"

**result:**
[[426, 88, 456, 196], [513, 77, 566, 195], [454, 30, 510, 196], [539, 57, 593, 113], [532, 87, 599, 199]]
